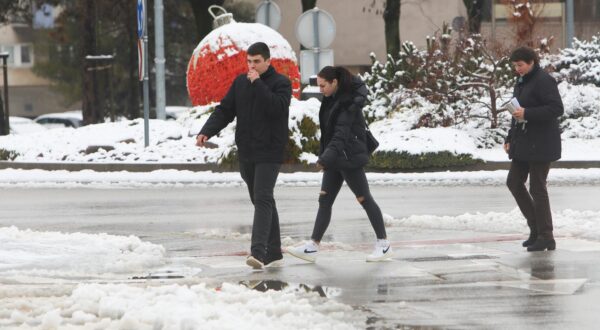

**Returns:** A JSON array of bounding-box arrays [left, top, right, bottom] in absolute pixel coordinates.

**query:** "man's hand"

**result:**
[[196, 134, 209, 147], [512, 107, 525, 121], [247, 69, 260, 83], [503, 143, 510, 154], [316, 161, 324, 171]]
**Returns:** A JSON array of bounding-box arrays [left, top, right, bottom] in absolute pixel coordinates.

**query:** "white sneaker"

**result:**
[[366, 239, 393, 262], [246, 256, 264, 269], [286, 241, 319, 263]]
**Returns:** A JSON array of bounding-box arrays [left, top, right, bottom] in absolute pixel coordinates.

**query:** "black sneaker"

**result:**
[[264, 254, 284, 268]]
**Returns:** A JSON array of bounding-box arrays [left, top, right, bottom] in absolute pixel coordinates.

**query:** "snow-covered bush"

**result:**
[[553, 33, 600, 86], [363, 27, 514, 129]]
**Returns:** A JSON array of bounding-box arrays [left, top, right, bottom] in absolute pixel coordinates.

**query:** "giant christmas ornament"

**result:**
[[187, 22, 301, 106]]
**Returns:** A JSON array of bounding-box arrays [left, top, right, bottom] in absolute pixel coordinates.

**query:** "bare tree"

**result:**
[[463, 0, 484, 33], [81, 0, 102, 125], [383, 0, 401, 58], [364, 0, 402, 59], [302, 0, 317, 12], [188, 0, 225, 41]]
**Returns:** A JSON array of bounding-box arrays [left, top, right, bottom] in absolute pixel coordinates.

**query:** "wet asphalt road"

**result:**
[[2, 184, 600, 329]]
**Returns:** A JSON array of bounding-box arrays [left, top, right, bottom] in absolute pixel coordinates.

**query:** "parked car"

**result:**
[[9, 116, 47, 134], [165, 106, 191, 120], [34, 111, 83, 129]]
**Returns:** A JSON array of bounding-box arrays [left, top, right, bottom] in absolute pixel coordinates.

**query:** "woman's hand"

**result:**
[[512, 107, 525, 121], [503, 143, 510, 154]]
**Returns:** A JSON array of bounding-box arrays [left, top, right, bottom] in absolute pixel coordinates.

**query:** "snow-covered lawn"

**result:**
[[1, 81, 600, 165]]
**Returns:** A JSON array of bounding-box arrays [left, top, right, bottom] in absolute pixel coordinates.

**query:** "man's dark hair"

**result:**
[[247, 42, 270, 60], [510, 46, 539, 65]]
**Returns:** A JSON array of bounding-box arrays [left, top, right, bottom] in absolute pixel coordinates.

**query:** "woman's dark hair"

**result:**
[[317, 66, 353, 95], [247, 42, 270, 60], [509, 46, 539, 65]]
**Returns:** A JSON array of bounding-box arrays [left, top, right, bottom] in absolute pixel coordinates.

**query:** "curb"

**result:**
[[1, 161, 600, 173]]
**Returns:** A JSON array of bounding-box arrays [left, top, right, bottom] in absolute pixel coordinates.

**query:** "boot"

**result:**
[[527, 238, 556, 252], [522, 231, 537, 247]]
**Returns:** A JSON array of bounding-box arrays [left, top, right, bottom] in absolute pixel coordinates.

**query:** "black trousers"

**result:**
[[239, 162, 282, 261], [506, 160, 554, 240], [311, 167, 387, 242]]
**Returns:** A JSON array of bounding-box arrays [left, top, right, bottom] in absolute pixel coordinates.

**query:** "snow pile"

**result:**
[[0, 98, 322, 164], [558, 82, 600, 139], [385, 208, 600, 241], [0, 282, 364, 330], [0, 226, 165, 278], [553, 33, 600, 86], [3, 168, 600, 188]]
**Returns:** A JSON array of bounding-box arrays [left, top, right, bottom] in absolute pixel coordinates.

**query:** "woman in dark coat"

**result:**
[[287, 66, 391, 262], [504, 47, 564, 251]]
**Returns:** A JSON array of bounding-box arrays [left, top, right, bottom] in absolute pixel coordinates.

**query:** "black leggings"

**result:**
[[311, 167, 387, 242]]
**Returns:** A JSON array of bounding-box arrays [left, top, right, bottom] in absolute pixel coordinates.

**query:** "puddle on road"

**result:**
[[403, 254, 498, 262], [238, 279, 341, 298]]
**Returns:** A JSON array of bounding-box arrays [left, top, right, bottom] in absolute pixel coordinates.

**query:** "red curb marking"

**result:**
[[195, 235, 530, 257]]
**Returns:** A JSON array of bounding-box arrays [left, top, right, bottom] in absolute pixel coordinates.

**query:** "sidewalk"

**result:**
[[194, 229, 600, 329], [2, 160, 600, 172]]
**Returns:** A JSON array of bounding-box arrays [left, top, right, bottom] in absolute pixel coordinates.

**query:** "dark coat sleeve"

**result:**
[[252, 76, 292, 119], [319, 98, 355, 167], [524, 75, 564, 122], [199, 80, 237, 138]]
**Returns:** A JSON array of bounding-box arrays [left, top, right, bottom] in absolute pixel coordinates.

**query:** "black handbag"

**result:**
[[365, 126, 379, 154]]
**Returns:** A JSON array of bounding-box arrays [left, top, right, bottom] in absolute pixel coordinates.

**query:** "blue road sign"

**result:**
[[137, 0, 144, 38]]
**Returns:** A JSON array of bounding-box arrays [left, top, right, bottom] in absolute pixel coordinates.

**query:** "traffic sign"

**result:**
[[295, 7, 336, 49], [256, 0, 282, 30], [137, 0, 144, 38], [300, 49, 334, 84], [138, 39, 144, 81]]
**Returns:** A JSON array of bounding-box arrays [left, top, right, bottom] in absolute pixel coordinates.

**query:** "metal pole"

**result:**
[[2, 55, 9, 135], [266, 0, 271, 27], [312, 8, 320, 75], [143, 0, 150, 147], [566, 0, 574, 48], [154, 0, 166, 120], [491, 0, 496, 42]]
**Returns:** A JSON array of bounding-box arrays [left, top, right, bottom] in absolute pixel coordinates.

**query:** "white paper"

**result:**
[[504, 97, 526, 123]]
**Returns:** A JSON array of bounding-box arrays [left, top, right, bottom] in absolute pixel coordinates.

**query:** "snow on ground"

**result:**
[[385, 208, 600, 242], [1, 168, 600, 188], [1, 83, 600, 164], [197, 209, 600, 244], [0, 227, 363, 329], [0, 226, 165, 280], [0, 282, 363, 330]]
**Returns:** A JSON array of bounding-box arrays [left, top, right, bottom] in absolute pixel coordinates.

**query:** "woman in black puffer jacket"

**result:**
[[287, 66, 391, 263], [504, 47, 564, 252]]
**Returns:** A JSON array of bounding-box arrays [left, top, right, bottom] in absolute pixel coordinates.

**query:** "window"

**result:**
[[0, 44, 34, 67], [21, 44, 32, 64]]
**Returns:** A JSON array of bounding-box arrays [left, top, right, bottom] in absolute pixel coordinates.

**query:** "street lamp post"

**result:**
[[0, 53, 9, 135]]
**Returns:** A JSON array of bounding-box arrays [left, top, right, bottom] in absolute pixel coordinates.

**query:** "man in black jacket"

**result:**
[[504, 47, 564, 252], [196, 42, 292, 269]]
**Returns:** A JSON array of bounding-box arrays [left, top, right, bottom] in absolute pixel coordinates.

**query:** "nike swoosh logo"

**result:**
[[383, 246, 390, 253], [304, 249, 317, 253]]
